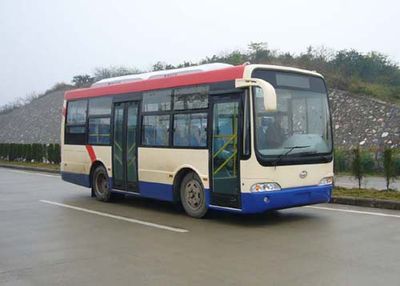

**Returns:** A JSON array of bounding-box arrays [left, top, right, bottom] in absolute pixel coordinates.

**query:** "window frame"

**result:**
[[142, 89, 172, 113], [141, 113, 171, 147], [88, 97, 113, 116], [87, 115, 112, 145], [173, 86, 209, 111], [251, 68, 333, 167], [172, 111, 208, 148], [86, 96, 113, 146], [140, 89, 172, 148], [139, 86, 210, 149], [65, 99, 88, 145]]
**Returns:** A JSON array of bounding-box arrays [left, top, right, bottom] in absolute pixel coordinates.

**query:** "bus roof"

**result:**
[[65, 64, 245, 101], [64, 64, 323, 101], [92, 63, 234, 87]]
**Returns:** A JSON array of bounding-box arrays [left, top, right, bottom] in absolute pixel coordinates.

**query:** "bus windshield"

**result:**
[[252, 70, 332, 164]]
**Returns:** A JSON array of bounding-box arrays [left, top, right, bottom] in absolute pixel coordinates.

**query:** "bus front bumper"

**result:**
[[240, 184, 332, 214]]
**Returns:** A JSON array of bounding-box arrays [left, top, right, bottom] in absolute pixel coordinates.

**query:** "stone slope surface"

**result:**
[[0, 90, 64, 144], [0, 89, 399, 148]]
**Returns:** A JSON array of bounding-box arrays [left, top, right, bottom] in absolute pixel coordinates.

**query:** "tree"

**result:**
[[383, 149, 397, 190], [152, 61, 166, 71], [93, 66, 140, 81], [352, 148, 364, 189], [72, 75, 95, 88], [248, 42, 273, 63]]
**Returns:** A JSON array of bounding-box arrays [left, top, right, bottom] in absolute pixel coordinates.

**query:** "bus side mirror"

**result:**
[[235, 78, 277, 112]]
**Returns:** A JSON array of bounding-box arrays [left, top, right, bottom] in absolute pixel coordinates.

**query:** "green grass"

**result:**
[[0, 159, 59, 171], [333, 187, 400, 201]]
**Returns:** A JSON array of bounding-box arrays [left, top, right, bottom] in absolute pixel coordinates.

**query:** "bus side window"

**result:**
[[142, 115, 170, 146], [191, 113, 207, 147], [173, 113, 207, 148]]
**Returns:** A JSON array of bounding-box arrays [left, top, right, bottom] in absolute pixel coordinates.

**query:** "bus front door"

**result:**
[[211, 95, 241, 209], [112, 101, 139, 192]]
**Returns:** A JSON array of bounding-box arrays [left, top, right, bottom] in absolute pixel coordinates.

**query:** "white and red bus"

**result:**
[[61, 63, 333, 218]]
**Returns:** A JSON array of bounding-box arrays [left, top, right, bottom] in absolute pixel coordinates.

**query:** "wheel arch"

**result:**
[[89, 160, 109, 189], [172, 166, 205, 202]]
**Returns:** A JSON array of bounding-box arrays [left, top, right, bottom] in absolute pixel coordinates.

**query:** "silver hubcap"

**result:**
[[96, 173, 109, 194], [185, 179, 203, 210]]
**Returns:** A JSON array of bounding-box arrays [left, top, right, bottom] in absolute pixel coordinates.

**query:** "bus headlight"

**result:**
[[250, 182, 281, 192], [319, 176, 334, 185]]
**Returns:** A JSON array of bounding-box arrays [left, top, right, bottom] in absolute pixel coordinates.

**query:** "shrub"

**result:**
[[334, 149, 348, 172], [32, 144, 44, 162], [352, 148, 364, 189], [0, 144, 4, 159], [54, 144, 61, 164], [360, 151, 376, 174], [383, 149, 397, 190], [394, 153, 400, 176], [25, 144, 33, 162], [0, 143, 61, 163], [9, 144, 16, 161]]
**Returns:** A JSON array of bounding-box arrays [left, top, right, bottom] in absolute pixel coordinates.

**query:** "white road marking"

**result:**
[[306, 205, 400, 219], [1, 168, 59, 178], [39, 200, 188, 233]]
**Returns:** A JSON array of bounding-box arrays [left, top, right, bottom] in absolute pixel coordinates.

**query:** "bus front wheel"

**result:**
[[180, 172, 207, 218], [92, 166, 112, 202]]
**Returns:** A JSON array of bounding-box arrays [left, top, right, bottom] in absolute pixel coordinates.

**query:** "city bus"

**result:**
[[61, 63, 333, 218]]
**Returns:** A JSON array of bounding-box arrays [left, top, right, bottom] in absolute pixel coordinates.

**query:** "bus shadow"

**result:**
[[114, 195, 185, 215], [205, 209, 320, 227], [66, 193, 322, 227], [117, 195, 320, 227]]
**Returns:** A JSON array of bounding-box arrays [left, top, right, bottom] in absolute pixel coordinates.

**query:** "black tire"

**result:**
[[180, 172, 207, 218], [92, 165, 112, 202]]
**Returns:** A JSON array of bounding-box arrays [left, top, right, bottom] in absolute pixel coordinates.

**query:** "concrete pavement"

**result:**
[[1, 167, 400, 286]]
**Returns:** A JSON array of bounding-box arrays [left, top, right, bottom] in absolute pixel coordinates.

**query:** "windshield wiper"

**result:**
[[294, 150, 318, 157], [273, 145, 310, 168]]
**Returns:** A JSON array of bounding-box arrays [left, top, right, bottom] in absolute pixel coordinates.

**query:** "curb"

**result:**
[[330, 196, 400, 211], [0, 163, 60, 175]]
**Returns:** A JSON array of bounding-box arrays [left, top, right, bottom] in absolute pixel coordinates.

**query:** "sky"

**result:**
[[0, 0, 399, 105]]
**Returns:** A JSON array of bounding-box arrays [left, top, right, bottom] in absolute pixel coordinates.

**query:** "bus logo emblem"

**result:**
[[299, 171, 308, 179]]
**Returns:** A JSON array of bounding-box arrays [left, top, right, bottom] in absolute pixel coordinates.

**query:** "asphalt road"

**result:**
[[1, 167, 400, 286]]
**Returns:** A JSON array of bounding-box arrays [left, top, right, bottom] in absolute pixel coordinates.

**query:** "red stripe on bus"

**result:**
[[64, 65, 245, 100], [85, 145, 97, 162]]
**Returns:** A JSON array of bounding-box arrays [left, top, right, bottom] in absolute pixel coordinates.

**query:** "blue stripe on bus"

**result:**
[[61, 172, 174, 201], [61, 171, 332, 214], [138, 181, 174, 202], [61, 172, 91, 187], [240, 184, 332, 214]]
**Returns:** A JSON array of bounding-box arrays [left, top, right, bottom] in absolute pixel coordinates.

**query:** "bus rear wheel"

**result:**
[[180, 172, 207, 218], [92, 166, 112, 202]]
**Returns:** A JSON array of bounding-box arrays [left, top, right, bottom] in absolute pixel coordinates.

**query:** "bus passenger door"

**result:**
[[112, 101, 139, 192], [210, 95, 241, 209]]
